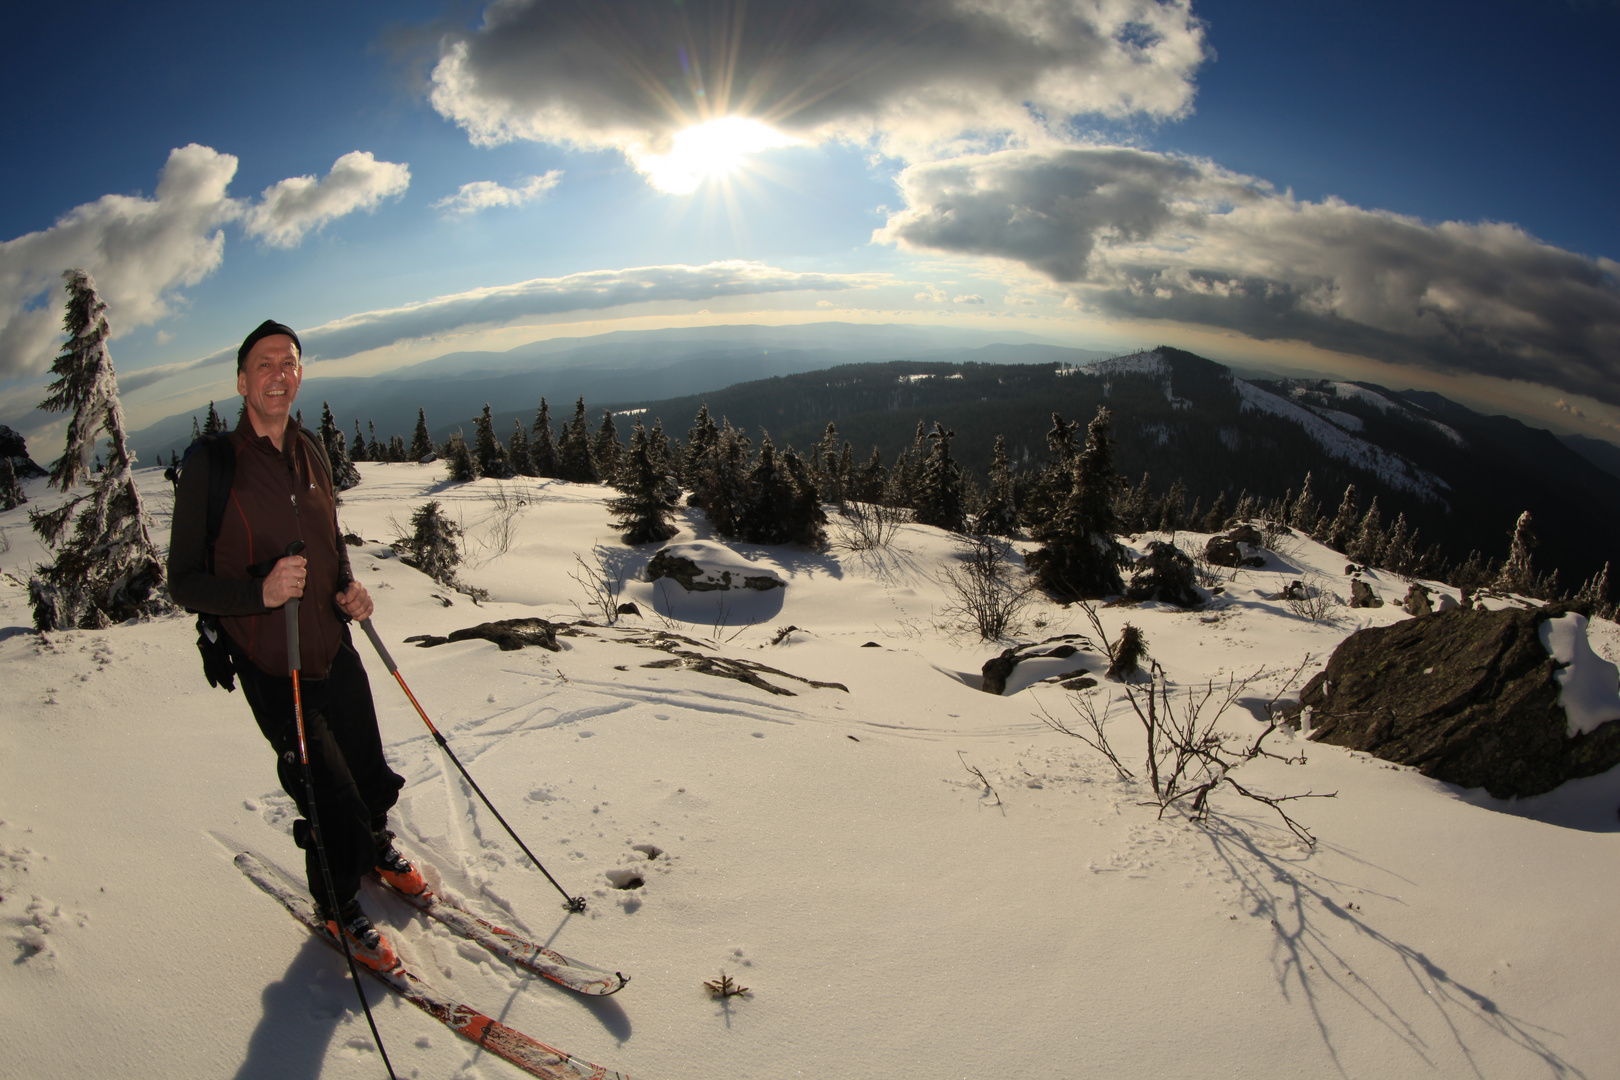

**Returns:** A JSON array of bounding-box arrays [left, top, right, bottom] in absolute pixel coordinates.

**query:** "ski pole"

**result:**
[[358, 617, 588, 913], [279, 542, 398, 1080]]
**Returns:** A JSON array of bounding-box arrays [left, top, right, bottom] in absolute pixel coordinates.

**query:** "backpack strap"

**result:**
[[179, 433, 237, 575]]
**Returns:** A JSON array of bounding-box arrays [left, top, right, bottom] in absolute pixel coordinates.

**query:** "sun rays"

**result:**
[[636, 116, 800, 195]]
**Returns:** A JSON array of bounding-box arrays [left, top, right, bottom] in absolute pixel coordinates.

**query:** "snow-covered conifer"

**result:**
[[1347, 497, 1385, 566], [1495, 511, 1538, 596], [410, 408, 433, 461], [27, 270, 166, 630], [1291, 472, 1321, 534], [508, 420, 534, 477], [1, 457, 25, 511], [442, 430, 477, 482], [1324, 484, 1360, 552], [204, 401, 226, 435], [530, 398, 557, 478], [556, 398, 599, 483], [1026, 406, 1126, 600], [1202, 490, 1229, 532], [398, 500, 462, 585], [912, 422, 966, 533], [975, 434, 1019, 536], [592, 410, 622, 481], [607, 432, 681, 544], [317, 402, 361, 490], [473, 404, 512, 479], [351, 420, 367, 462]]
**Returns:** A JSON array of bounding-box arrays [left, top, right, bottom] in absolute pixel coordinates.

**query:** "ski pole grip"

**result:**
[[282, 541, 305, 674], [360, 618, 398, 674]]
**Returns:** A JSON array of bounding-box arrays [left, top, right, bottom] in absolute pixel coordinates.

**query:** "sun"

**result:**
[[638, 117, 799, 194]]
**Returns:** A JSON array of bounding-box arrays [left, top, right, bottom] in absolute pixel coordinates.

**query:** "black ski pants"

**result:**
[[232, 629, 405, 911]]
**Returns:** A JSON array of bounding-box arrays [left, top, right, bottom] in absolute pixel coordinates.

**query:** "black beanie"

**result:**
[[237, 319, 302, 369]]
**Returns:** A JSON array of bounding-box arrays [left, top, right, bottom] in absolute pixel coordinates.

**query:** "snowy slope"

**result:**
[[2, 464, 1618, 1080]]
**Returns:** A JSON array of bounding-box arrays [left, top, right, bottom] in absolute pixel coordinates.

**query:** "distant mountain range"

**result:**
[[621, 347, 1620, 587], [127, 322, 1103, 464], [122, 324, 1617, 588]]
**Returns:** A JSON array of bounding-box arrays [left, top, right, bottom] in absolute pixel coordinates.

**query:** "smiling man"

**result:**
[[167, 319, 422, 969]]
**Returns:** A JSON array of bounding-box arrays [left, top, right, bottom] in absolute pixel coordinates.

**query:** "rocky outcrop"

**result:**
[[1, 425, 46, 479], [1126, 541, 1202, 608], [1349, 578, 1383, 608], [981, 636, 1091, 695], [1204, 526, 1266, 568], [648, 550, 784, 592], [1302, 607, 1620, 797]]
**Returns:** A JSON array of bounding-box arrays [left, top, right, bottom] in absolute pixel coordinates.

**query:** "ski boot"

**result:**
[[320, 898, 398, 971], [375, 829, 427, 896]]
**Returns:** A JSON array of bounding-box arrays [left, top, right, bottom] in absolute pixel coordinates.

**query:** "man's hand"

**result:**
[[336, 579, 374, 621], [262, 555, 307, 608]]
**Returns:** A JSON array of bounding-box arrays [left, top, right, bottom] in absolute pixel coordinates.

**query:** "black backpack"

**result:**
[[180, 428, 329, 691]]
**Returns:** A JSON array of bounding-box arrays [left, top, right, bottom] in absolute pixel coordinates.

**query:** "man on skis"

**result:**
[[168, 319, 424, 969]]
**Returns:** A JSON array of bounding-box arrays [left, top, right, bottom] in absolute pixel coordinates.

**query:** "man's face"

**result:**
[[237, 335, 302, 430]]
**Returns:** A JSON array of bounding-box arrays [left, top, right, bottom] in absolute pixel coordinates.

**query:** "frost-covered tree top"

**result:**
[[39, 270, 134, 493]]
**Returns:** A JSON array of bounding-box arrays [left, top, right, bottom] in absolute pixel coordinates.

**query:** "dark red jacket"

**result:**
[[167, 417, 352, 679]]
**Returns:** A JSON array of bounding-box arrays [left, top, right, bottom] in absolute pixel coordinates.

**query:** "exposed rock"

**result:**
[[1204, 529, 1266, 568], [1404, 583, 1433, 617], [1280, 579, 1309, 601], [1225, 523, 1263, 546], [0, 425, 46, 479], [1302, 607, 1620, 798], [1125, 541, 1202, 608], [1349, 579, 1383, 608], [406, 617, 564, 652], [648, 549, 784, 592], [342, 532, 364, 547], [616, 602, 642, 617], [981, 636, 1091, 695]]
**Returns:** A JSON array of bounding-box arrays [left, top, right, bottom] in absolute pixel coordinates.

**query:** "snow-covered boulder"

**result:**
[[647, 542, 785, 593], [1302, 607, 1620, 798]]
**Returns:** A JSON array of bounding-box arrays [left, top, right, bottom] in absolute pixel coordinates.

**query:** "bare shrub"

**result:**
[[569, 550, 626, 625], [1283, 575, 1339, 623], [467, 482, 529, 564], [831, 499, 908, 552], [1038, 654, 1331, 843], [935, 533, 1037, 641]]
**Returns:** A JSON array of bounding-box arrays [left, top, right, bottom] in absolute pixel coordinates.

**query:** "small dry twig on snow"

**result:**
[[704, 971, 750, 998], [957, 751, 1003, 807]]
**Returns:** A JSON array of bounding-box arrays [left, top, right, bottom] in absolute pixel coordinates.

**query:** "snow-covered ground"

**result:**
[[3, 463, 1618, 1080]]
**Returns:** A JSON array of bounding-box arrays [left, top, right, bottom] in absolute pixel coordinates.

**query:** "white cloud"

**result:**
[[877, 146, 1620, 405], [242, 151, 410, 247], [953, 294, 985, 304], [433, 171, 563, 214], [299, 261, 884, 359], [0, 144, 240, 379], [0, 145, 415, 380], [428, 0, 1205, 182]]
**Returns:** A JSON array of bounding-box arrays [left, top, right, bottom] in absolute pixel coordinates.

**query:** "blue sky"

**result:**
[[3, 0, 1618, 445]]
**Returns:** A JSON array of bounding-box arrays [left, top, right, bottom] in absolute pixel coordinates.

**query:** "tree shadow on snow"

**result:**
[[1196, 812, 1587, 1079], [231, 937, 356, 1080]]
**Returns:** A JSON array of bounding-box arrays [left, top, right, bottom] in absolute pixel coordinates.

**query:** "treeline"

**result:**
[[234, 393, 1613, 619]]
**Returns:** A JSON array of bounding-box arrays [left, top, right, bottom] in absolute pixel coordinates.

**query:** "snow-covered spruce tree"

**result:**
[[27, 270, 166, 630], [556, 397, 599, 483], [203, 400, 226, 435], [1, 457, 25, 510], [912, 422, 966, 533], [682, 403, 719, 490], [1026, 406, 1126, 600], [1292, 472, 1321, 534], [508, 420, 535, 476], [351, 419, 368, 462], [1496, 511, 1538, 596], [396, 500, 463, 586], [410, 408, 433, 461], [473, 403, 512, 479], [530, 398, 557, 478], [701, 421, 754, 537], [975, 434, 1019, 536], [442, 429, 478, 482], [316, 402, 361, 491], [1383, 513, 1416, 577], [648, 418, 676, 481], [607, 433, 681, 544], [855, 446, 886, 502], [387, 434, 406, 462], [1201, 490, 1229, 532], [1574, 562, 1612, 618], [779, 446, 827, 546], [1156, 478, 1188, 532], [815, 422, 845, 505], [739, 434, 792, 543], [592, 410, 622, 482], [1324, 484, 1360, 552]]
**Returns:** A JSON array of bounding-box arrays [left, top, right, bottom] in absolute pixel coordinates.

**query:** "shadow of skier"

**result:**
[[231, 937, 356, 1080]]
